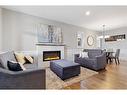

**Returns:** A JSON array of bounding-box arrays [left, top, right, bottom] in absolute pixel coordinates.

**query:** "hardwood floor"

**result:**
[[64, 60, 127, 89]]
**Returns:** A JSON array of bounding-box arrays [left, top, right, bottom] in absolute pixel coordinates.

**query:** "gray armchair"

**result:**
[[74, 49, 107, 71]]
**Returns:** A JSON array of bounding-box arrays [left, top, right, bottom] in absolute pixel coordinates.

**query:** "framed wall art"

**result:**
[[37, 23, 63, 44], [77, 31, 84, 48]]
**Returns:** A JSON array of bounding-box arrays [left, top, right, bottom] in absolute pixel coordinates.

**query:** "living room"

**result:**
[[0, 6, 127, 90]]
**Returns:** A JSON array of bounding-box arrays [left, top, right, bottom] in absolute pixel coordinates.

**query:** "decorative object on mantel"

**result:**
[[87, 35, 94, 46], [37, 23, 63, 44]]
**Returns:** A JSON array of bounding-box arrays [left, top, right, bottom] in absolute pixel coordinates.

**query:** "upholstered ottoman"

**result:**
[[50, 59, 80, 80]]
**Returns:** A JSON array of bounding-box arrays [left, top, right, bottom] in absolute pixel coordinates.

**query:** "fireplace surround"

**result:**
[[36, 43, 65, 67]]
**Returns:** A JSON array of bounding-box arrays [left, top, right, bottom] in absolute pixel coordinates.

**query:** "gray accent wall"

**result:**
[[1, 8, 97, 61]]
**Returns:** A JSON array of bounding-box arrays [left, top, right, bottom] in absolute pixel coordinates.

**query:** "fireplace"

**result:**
[[43, 51, 61, 61]]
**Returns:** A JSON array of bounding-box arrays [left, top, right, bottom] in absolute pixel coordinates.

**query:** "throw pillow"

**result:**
[[7, 61, 23, 71], [19, 62, 26, 70], [79, 52, 88, 58], [25, 55, 34, 64], [14, 52, 26, 65]]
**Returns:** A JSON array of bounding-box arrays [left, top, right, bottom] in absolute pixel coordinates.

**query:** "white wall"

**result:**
[[0, 8, 2, 51], [98, 27, 127, 60], [2, 8, 98, 61]]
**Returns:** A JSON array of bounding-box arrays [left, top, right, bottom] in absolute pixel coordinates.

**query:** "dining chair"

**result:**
[[106, 48, 114, 64], [107, 52, 113, 64], [109, 49, 120, 65]]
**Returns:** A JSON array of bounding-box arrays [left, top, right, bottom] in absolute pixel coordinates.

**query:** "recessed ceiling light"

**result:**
[[85, 11, 90, 16]]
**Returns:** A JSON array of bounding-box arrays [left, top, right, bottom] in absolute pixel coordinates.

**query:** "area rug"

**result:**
[[45, 64, 98, 89]]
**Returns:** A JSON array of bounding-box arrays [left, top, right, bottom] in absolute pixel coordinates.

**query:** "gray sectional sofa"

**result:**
[[74, 49, 107, 71], [0, 51, 45, 89]]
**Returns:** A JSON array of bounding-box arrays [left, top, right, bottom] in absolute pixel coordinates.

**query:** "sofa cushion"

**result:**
[[0, 51, 17, 69], [88, 49, 102, 59], [24, 63, 38, 69]]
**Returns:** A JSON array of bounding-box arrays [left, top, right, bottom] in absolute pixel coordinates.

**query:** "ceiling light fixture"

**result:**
[[85, 11, 90, 16]]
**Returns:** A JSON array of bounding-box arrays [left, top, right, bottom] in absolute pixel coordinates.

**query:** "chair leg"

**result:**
[[107, 59, 108, 64], [115, 58, 117, 65], [117, 58, 120, 64], [106, 58, 108, 64], [109, 58, 112, 64]]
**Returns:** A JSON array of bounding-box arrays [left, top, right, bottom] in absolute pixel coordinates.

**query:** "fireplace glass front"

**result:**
[[43, 51, 61, 61]]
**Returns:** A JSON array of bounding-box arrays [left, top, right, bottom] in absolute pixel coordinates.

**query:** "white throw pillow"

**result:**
[[79, 52, 88, 58], [19, 62, 26, 71]]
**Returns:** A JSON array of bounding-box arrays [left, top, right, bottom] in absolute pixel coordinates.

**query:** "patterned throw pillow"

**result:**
[[14, 52, 26, 64], [25, 55, 34, 64]]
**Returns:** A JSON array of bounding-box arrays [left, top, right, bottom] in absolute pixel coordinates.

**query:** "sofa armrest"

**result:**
[[75, 54, 80, 58], [83, 58, 96, 64], [74, 54, 80, 60], [74, 54, 80, 62], [0, 68, 46, 89], [96, 52, 106, 61], [96, 52, 106, 68]]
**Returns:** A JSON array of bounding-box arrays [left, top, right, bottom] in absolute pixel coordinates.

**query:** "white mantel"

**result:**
[[36, 43, 65, 67]]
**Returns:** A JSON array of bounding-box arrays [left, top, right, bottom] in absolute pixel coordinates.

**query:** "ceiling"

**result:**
[[2, 6, 127, 31]]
